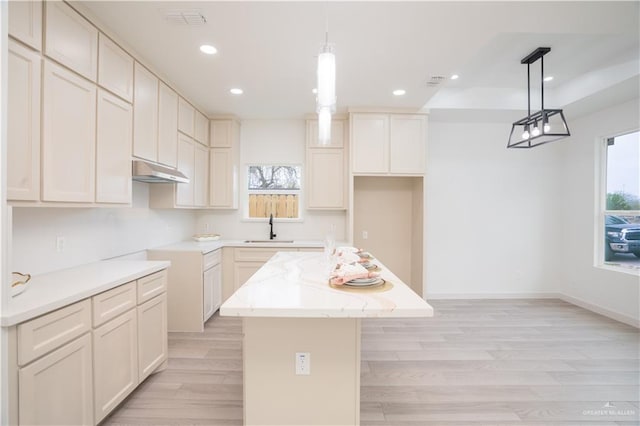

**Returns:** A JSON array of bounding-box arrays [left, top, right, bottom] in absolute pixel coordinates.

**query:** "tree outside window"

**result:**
[[247, 165, 301, 219]]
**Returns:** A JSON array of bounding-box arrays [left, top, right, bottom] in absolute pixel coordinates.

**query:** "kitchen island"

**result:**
[[221, 251, 433, 426]]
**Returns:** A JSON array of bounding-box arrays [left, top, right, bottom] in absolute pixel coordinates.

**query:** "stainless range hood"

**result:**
[[132, 160, 190, 184]]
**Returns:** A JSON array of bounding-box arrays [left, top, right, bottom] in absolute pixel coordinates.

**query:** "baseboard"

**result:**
[[559, 293, 640, 328], [426, 292, 560, 300], [424, 292, 639, 328]]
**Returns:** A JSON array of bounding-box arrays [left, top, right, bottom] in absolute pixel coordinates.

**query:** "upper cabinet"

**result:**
[[157, 82, 179, 168], [98, 34, 134, 103], [44, 1, 98, 82], [194, 111, 209, 146], [8, 0, 43, 51], [209, 119, 240, 208], [209, 119, 234, 148], [178, 97, 195, 138], [133, 62, 159, 162], [42, 61, 97, 202], [7, 40, 41, 202], [350, 113, 427, 175]]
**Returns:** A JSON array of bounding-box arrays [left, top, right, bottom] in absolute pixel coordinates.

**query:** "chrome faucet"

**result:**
[[269, 214, 277, 240]]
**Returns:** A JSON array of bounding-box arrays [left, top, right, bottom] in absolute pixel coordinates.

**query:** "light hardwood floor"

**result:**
[[104, 299, 639, 425]]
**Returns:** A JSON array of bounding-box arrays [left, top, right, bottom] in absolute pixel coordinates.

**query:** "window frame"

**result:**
[[595, 129, 640, 275], [242, 163, 304, 222]]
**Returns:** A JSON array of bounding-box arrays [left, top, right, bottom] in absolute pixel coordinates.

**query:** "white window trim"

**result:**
[[595, 130, 640, 274], [242, 163, 304, 222]]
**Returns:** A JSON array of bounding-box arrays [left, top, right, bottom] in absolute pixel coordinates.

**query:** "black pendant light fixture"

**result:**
[[507, 47, 570, 149]]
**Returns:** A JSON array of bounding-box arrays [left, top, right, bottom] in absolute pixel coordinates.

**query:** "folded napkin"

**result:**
[[330, 262, 380, 285]]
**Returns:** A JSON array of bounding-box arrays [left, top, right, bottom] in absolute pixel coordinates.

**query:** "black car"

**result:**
[[605, 215, 640, 261]]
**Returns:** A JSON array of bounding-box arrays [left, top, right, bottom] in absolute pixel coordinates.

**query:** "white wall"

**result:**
[[197, 120, 347, 241], [425, 120, 563, 297], [11, 182, 197, 276], [558, 98, 640, 325]]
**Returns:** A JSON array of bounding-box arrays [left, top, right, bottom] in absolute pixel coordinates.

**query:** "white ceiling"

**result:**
[[75, 1, 640, 120]]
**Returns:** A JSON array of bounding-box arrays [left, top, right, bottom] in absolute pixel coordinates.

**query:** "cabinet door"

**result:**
[[233, 262, 265, 292], [307, 149, 345, 209], [389, 114, 426, 174], [209, 120, 235, 148], [178, 97, 195, 137], [351, 113, 389, 173], [212, 263, 222, 313], [19, 333, 93, 426], [209, 148, 237, 208], [42, 61, 96, 202], [7, 40, 41, 201], [44, 1, 98, 81], [307, 119, 345, 148], [93, 309, 138, 424], [8, 0, 42, 51], [194, 111, 209, 145], [96, 89, 133, 204], [176, 134, 195, 206], [157, 81, 178, 167], [203, 267, 215, 322], [138, 294, 168, 383], [194, 144, 209, 207], [133, 62, 158, 162], [98, 34, 134, 103]]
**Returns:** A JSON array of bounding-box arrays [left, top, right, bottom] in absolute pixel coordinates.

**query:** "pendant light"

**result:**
[[507, 47, 570, 149], [316, 2, 335, 145]]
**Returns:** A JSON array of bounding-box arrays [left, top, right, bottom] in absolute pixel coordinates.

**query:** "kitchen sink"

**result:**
[[244, 240, 294, 243]]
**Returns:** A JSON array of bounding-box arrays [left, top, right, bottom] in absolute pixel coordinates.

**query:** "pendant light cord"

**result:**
[[325, 0, 329, 44]]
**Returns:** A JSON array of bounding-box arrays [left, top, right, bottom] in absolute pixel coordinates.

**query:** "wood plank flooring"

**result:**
[[104, 299, 639, 425]]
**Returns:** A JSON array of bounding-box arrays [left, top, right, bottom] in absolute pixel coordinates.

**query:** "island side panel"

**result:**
[[243, 317, 361, 426]]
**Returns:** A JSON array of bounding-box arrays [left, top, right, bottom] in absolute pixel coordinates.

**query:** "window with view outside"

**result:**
[[247, 165, 301, 219], [603, 130, 640, 269]]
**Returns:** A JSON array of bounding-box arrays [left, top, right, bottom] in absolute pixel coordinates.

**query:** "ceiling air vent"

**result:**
[[426, 76, 446, 87], [162, 9, 207, 25]]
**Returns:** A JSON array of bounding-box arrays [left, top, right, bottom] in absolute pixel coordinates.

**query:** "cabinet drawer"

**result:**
[[234, 247, 297, 262], [203, 249, 222, 270], [137, 270, 167, 304], [92, 281, 136, 327], [18, 299, 91, 366]]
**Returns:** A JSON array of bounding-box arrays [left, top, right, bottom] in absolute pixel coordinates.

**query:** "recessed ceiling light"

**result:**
[[450, 74, 459, 80], [393, 89, 406, 96], [544, 76, 554, 82], [312, 88, 318, 94], [199, 44, 217, 55], [230, 88, 243, 95]]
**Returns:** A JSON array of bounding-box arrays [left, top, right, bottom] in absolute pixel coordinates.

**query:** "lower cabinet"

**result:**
[[9, 269, 168, 426], [138, 293, 168, 382], [19, 333, 94, 426], [93, 309, 138, 424], [203, 263, 222, 322]]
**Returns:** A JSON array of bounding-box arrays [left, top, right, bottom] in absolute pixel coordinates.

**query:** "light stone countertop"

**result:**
[[149, 239, 333, 254], [221, 251, 434, 318], [2, 260, 170, 327]]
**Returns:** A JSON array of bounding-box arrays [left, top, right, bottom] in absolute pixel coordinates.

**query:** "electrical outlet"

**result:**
[[56, 236, 65, 253], [362, 230, 368, 239], [204, 222, 210, 232], [295, 352, 310, 375]]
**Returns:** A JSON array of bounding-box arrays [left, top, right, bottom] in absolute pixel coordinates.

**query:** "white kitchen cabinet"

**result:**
[[96, 89, 133, 204], [209, 119, 240, 208], [7, 40, 41, 201], [137, 293, 168, 383], [98, 33, 134, 103], [194, 143, 209, 207], [93, 309, 138, 424], [307, 149, 346, 209], [195, 111, 209, 145], [307, 118, 345, 148], [158, 81, 178, 168], [8, 0, 42, 51], [389, 115, 426, 173], [42, 60, 96, 202], [133, 62, 158, 162], [176, 134, 196, 206], [203, 267, 215, 322], [178, 97, 195, 137], [19, 333, 94, 426], [351, 113, 427, 175], [44, 1, 98, 82]]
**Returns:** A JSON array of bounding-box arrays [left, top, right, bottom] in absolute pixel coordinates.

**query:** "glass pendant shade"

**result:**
[[317, 45, 336, 111], [318, 107, 332, 145]]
